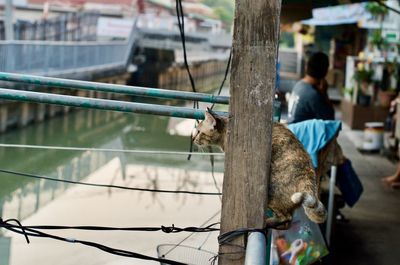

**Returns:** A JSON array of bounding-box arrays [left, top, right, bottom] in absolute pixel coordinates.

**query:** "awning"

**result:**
[[302, 2, 371, 26]]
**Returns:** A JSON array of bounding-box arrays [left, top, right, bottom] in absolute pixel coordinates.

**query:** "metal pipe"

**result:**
[[244, 232, 266, 265], [0, 88, 228, 120], [326, 165, 337, 246], [0, 72, 230, 104], [5, 0, 14, 41]]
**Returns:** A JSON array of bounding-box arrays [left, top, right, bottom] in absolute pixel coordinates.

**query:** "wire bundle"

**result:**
[[0, 218, 220, 265]]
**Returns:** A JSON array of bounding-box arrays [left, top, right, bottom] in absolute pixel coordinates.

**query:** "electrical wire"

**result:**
[[0, 143, 225, 156], [1, 219, 220, 233], [175, 0, 197, 98], [174, 0, 200, 161], [210, 50, 232, 110], [218, 228, 267, 246], [0, 169, 222, 196], [161, 210, 221, 257], [0, 218, 188, 265]]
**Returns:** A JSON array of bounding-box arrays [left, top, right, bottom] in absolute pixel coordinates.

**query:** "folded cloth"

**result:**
[[287, 119, 342, 168]]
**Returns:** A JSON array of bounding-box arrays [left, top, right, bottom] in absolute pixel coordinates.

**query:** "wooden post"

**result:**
[[219, 1, 281, 264]]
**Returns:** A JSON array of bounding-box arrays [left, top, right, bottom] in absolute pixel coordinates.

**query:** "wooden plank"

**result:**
[[218, 1, 282, 264]]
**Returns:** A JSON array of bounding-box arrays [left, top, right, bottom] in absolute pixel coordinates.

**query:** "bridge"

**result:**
[[0, 21, 231, 79], [0, 22, 297, 81]]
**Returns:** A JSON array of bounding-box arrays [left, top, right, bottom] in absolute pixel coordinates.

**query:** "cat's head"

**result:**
[[193, 108, 228, 150]]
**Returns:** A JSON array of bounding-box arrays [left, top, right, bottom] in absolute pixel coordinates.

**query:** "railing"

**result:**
[[0, 41, 126, 75], [279, 48, 302, 78], [0, 88, 228, 120], [0, 72, 229, 104], [0, 21, 138, 77]]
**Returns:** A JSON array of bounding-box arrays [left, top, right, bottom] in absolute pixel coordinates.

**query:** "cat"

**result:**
[[193, 109, 327, 229]]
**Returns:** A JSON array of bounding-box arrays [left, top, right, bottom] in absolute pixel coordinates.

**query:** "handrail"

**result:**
[[0, 18, 139, 76], [0, 72, 230, 104], [0, 40, 128, 46], [0, 88, 228, 120]]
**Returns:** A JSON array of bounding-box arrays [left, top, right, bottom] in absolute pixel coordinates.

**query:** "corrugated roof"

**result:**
[[147, 0, 172, 9]]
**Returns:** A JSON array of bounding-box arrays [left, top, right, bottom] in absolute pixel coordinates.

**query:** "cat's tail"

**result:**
[[291, 192, 327, 223]]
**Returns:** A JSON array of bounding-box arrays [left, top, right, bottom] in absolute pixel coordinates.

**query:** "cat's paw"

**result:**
[[290, 192, 303, 204], [265, 217, 291, 230]]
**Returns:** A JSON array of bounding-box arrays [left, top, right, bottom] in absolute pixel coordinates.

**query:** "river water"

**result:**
[[0, 98, 227, 265]]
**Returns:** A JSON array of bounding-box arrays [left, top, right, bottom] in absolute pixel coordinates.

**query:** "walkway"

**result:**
[[331, 125, 400, 265]]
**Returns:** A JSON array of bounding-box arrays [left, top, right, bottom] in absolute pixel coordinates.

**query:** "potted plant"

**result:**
[[353, 62, 374, 106], [370, 29, 384, 49], [378, 60, 399, 107], [365, 2, 389, 21], [365, 2, 388, 21], [366, 3, 389, 53]]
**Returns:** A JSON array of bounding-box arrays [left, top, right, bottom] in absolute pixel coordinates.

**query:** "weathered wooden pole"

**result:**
[[219, 1, 281, 264]]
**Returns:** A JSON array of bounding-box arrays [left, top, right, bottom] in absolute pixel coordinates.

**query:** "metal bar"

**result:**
[[326, 165, 337, 246], [244, 232, 266, 265], [5, 0, 14, 40], [0, 143, 225, 156], [0, 72, 230, 104], [0, 88, 228, 120]]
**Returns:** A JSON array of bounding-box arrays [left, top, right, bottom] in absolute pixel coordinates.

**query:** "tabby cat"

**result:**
[[193, 109, 327, 228]]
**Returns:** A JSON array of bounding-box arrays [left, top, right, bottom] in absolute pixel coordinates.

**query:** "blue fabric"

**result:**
[[337, 159, 363, 207], [287, 119, 342, 168]]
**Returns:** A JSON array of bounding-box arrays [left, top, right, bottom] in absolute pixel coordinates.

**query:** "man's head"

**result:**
[[306, 52, 329, 79]]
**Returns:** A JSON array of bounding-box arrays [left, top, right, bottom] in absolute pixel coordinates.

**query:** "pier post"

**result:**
[[0, 104, 8, 132], [35, 104, 46, 122], [218, 1, 281, 264], [63, 106, 70, 114], [18, 102, 30, 127], [48, 104, 58, 117]]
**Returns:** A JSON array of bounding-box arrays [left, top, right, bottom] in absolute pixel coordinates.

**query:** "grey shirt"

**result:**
[[288, 80, 334, 124]]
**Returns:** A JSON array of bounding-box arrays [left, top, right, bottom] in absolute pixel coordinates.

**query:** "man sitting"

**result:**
[[287, 52, 334, 124]]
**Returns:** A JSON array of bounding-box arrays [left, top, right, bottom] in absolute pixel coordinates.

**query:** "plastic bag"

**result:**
[[270, 208, 329, 265]]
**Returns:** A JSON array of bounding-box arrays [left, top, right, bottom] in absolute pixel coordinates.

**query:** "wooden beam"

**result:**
[[219, 1, 282, 264]]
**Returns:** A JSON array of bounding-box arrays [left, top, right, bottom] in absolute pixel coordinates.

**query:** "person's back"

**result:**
[[288, 80, 334, 123], [287, 52, 334, 124]]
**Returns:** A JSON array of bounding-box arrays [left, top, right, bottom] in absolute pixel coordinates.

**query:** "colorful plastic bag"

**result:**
[[270, 208, 329, 265]]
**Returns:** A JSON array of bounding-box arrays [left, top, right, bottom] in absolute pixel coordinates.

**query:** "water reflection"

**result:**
[[0, 108, 224, 265]]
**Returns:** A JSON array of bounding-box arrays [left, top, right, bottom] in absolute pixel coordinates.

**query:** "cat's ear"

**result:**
[[204, 110, 216, 127], [207, 107, 220, 119]]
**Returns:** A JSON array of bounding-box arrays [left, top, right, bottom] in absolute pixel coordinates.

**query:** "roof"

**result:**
[[282, 0, 365, 9], [280, 0, 366, 23], [147, 0, 172, 9], [302, 2, 370, 26]]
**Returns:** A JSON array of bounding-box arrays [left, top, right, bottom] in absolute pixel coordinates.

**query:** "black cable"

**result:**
[[162, 210, 221, 257], [218, 228, 268, 246], [215, 227, 273, 262], [174, 0, 200, 161], [210, 50, 232, 110], [0, 168, 222, 196], [1, 219, 219, 233], [372, 0, 400, 15], [0, 218, 187, 265], [30, 223, 219, 233], [175, 0, 198, 99]]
